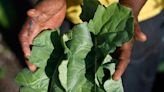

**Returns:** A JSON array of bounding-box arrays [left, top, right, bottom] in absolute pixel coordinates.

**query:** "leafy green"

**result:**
[[16, 69, 49, 91], [50, 23, 93, 92], [50, 3, 133, 92], [16, 3, 134, 92], [16, 29, 64, 92], [88, 3, 133, 55]]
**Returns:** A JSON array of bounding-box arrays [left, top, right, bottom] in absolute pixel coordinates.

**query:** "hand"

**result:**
[[19, 0, 66, 72], [112, 0, 147, 80]]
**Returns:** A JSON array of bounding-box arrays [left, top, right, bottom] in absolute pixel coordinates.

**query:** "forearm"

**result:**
[[119, 0, 147, 17]]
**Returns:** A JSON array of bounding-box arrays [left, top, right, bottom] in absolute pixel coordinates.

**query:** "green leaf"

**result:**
[[66, 23, 93, 91], [16, 30, 64, 92], [88, 3, 133, 35], [29, 29, 62, 68], [88, 3, 134, 56], [50, 23, 94, 92], [102, 58, 124, 92], [84, 3, 133, 92], [20, 87, 46, 92], [104, 79, 123, 92], [15, 69, 49, 91]]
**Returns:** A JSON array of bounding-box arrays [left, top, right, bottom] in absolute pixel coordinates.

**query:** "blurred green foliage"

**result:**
[[158, 60, 164, 73], [0, 2, 9, 28], [0, 0, 16, 29]]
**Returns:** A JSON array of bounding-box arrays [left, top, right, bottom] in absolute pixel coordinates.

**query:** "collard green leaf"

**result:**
[[15, 68, 49, 91], [66, 23, 93, 91], [84, 3, 133, 92], [102, 58, 124, 92], [20, 87, 45, 92], [104, 79, 123, 92], [16, 30, 64, 92], [29, 29, 60, 68], [88, 3, 134, 56], [50, 23, 94, 92], [88, 3, 133, 35]]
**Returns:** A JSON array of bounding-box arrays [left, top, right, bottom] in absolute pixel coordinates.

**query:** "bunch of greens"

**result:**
[[15, 3, 134, 92]]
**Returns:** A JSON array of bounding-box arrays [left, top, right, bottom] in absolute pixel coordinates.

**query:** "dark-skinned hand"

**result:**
[[112, 0, 148, 80], [19, 0, 66, 72]]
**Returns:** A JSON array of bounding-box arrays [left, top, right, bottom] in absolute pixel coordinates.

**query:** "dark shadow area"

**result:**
[[44, 31, 65, 91], [0, 1, 32, 92], [152, 73, 164, 92], [0, 0, 32, 66], [45, 31, 64, 77]]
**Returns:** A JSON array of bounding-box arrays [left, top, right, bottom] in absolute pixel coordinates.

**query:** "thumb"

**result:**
[[134, 19, 147, 42], [26, 60, 37, 72]]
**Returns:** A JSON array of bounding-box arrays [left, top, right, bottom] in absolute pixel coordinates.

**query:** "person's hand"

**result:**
[[19, 0, 66, 72], [112, 0, 147, 80]]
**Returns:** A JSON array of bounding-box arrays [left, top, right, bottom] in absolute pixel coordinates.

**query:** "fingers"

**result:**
[[112, 19, 147, 81], [134, 19, 147, 42], [112, 40, 133, 81], [27, 9, 40, 18], [19, 0, 66, 72], [19, 19, 37, 72], [25, 60, 37, 72], [19, 19, 32, 57], [28, 24, 40, 44]]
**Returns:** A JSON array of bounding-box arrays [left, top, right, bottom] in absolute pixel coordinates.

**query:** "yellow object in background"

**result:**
[[66, 0, 83, 24], [98, 0, 118, 7], [138, 0, 164, 21]]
